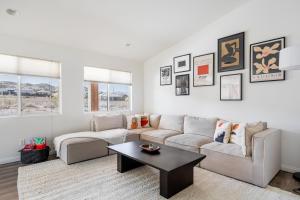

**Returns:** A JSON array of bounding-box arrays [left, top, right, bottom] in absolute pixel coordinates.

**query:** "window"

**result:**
[[0, 74, 18, 116], [21, 76, 60, 114], [84, 67, 132, 112], [109, 83, 130, 111], [0, 54, 61, 116], [99, 83, 108, 111]]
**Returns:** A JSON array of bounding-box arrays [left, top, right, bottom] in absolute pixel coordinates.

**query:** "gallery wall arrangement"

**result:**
[[250, 37, 285, 83], [218, 32, 245, 72], [193, 53, 215, 87], [220, 73, 243, 101], [159, 31, 287, 100], [175, 74, 190, 96], [160, 65, 172, 86], [173, 54, 191, 73]]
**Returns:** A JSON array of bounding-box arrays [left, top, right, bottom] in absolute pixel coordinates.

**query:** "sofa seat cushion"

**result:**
[[165, 134, 213, 153], [200, 142, 253, 183], [127, 128, 155, 135], [96, 128, 128, 144], [140, 129, 181, 144], [201, 142, 246, 158], [125, 128, 155, 142]]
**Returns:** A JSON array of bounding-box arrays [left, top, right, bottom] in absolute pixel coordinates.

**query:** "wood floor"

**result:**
[[0, 159, 299, 200]]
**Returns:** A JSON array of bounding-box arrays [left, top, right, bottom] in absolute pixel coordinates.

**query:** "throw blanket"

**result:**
[[54, 129, 128, 157]]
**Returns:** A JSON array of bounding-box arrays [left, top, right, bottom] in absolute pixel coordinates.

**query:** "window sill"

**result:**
[[0, 112, 63, 119], [84, 110, 131, 115]]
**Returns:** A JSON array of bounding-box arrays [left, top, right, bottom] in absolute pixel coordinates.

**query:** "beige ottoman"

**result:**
[[60, 138, 109, 165]]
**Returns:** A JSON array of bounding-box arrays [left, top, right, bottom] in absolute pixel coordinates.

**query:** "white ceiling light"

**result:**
[[6, 9, 17, 16]]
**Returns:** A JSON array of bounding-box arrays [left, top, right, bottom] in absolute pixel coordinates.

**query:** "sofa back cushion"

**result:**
[[184, 116, 218, 138], [149, 114, 161, 129], [94, 114, 124, 131], [159, 115, 184, 132], [245, 121, 267, 156]]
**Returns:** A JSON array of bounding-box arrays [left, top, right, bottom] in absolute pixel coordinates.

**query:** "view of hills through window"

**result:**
[[109, 84, 130, 111], [0, 74, 60, 116], [21, 76, 59, 114], [0, 74, 18, 116], [84, 82, 130, 112]]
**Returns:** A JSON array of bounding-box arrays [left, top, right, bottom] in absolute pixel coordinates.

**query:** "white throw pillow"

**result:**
[[213, 120, 232, 143], [230, 122, 247, 156], [149, 114, 161, 129], [126, 115, 142, 130]]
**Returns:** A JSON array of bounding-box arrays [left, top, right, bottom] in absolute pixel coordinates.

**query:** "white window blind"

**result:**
[[84, 66, 132, 85], [0, 54, 60, 78]]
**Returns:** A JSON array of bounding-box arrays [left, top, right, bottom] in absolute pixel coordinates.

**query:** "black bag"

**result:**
[[20, 146, 50, 164]]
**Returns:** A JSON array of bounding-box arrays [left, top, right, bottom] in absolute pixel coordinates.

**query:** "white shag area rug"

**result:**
[[18, 155, 300, 200]]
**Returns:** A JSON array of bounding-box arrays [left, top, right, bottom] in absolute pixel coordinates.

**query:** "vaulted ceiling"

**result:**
[[0, 0, 250, 61]]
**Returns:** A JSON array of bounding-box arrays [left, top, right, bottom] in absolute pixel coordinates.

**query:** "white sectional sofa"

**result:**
[[53, 113, 281, 188], [140, 114, 184, 144]]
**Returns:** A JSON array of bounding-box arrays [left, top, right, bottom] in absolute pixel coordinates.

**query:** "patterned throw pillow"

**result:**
[[135, 114, 150, 128], [126, 115, 142, 130], [213, 120, 232, 143], [230, 122, 247, 156]]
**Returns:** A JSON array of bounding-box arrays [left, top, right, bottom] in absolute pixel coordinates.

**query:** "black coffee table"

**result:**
[[108, 141, 206, 199]]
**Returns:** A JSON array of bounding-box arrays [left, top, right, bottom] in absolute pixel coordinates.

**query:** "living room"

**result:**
[[0, 0, 300, 199]]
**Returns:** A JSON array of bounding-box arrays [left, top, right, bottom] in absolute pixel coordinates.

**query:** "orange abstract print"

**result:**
[[197, 65, 209, 75]]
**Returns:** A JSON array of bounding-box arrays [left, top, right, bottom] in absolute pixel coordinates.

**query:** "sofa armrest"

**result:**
[[252, 128, 281, 187]]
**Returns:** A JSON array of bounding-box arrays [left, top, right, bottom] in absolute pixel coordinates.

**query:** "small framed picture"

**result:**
[[220, 73, 242, 101], [173, 54, 191, 73], [218, 32, 245, 72], [250, 37, 285, 83], [175, 74, 189, 96], [193, 53, 215, 87], [160, 66, 172, 86]]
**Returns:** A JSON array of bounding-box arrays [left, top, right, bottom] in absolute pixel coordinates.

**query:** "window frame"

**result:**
[[83, 80, 132, 113], [0, 73, 62, 118]]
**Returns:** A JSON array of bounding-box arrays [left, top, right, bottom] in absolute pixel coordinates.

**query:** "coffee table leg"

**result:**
[[160, 163, 194, 199], [117, 154, 144, 173]]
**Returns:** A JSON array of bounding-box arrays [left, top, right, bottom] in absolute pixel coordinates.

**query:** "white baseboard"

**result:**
[[0, 150, 55, 165], [0, 156, 20, 165], [281, 164, 300, 173]]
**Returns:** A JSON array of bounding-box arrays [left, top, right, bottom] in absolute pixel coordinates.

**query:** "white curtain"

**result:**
[[84, 66, 132, 85], [0, 54, 60, 78]]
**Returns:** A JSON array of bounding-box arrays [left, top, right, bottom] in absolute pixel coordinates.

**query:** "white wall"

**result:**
[[144, 0, 300, 172], [0, 34, 144, 164]]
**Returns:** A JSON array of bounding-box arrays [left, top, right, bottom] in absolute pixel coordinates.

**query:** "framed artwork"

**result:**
[[218, 32, 244, 72], [220, 73, 242, 101], [250, 37, 285, 83], [175, 74, 189, 96], [160, 65, 172, 86], [193, 53, 215, 87], [173, 54, 191, 73]]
